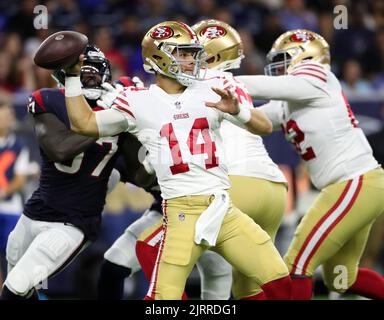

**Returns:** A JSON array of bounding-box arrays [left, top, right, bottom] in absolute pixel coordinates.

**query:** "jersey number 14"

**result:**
[[160, 118, 219, 175]]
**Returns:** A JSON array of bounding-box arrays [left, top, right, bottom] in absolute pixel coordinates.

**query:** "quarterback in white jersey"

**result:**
[[192, 19, 288, 300], [63, 21, 292, 300], [217, 29, 384, 300]]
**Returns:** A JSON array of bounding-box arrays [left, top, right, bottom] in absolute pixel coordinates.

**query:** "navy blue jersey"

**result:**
[[24, 88, 121, 241]]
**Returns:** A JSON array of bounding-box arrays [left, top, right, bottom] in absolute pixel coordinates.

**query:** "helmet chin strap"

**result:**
[[82, 88, 102, 101]]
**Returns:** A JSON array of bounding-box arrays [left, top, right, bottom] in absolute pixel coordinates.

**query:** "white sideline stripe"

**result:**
[[147, 233, 164, 296]]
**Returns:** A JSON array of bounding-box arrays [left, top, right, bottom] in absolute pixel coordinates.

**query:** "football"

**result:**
[[33, 30, 88, 70]]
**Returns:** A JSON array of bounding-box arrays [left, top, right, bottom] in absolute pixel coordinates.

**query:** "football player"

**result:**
[[63, 21, 292, 300], [1, 45, 148, 299], [213, 29, 384, 300], [132, 19, 289, 301], [192, 19, 288, 300]]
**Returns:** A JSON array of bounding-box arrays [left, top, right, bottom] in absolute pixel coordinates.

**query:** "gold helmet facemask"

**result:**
[[142, 21, 206, 87], [264, 29, 330, 76], [192, 19, 244, 71]]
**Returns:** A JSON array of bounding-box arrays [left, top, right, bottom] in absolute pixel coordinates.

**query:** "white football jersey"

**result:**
[[97, 75, 250, 199], [237, 61, 380, 190], [207, 69, 287, 183]]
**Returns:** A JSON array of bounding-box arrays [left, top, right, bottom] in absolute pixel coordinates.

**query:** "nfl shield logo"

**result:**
[[178, 213, 185, 221]]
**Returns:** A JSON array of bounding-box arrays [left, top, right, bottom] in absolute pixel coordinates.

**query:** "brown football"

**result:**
[[34, 31, 88, 70]]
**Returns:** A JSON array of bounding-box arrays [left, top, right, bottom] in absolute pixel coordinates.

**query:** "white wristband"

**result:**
[[232, 107, 251, 123], [65, 76, 83, 97]]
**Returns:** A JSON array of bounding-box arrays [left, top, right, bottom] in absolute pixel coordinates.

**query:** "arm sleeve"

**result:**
[[257, 101, 284, 131], [95, 108, 134, 137], [235, 75, 328, 102], [96, 88, 138, 137]]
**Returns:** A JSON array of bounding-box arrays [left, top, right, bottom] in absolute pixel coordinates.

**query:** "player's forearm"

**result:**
[[224, 106, 272, 135], [235, 75, 310, 101], [39, 134, 95, 162], [35, 113, 96, 162], [65, 77, 100, 137], [54, 134, 96, 162], [65, 95, 99, 137]]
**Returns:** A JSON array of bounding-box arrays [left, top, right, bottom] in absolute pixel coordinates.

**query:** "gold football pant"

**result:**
[[146, 194, 289, 300], [228, 175, 287, 299], [284, 168, 384, 292]]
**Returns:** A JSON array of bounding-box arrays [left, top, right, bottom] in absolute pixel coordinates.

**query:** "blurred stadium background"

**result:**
[[0, 0, 383, 299]]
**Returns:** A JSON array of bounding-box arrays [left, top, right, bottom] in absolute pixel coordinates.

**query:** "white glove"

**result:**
[[97, 82, 124, 109], [132, 76, 144, 88]]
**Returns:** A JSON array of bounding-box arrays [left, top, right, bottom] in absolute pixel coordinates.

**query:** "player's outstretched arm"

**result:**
[[34, 113, 96, 162], [235, 75, 325, 101], [206, 87, 272, 135]]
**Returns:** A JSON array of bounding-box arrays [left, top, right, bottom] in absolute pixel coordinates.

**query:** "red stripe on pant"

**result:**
[[291, 176, 363, 276], [141, 200, 187, 300], [147, 200, 167, 299]]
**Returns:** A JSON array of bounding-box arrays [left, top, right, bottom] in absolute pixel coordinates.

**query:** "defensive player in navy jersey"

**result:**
[[1, 45, 148, 299]]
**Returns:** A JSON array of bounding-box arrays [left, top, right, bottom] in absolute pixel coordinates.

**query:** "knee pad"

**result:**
[[104, 231, 140, 274], [6, 230, 24, 268], [5, 269, 33, 296], [36, 229, 71, 262]]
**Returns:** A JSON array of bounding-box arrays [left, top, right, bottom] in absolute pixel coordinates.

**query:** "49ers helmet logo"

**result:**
[[200, 26, 227, 39], [290, 32, 315, 42], [150, 26, 174, 39]]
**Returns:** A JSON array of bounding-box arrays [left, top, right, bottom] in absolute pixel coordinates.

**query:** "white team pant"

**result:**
[[5, 214, 88, 296]]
